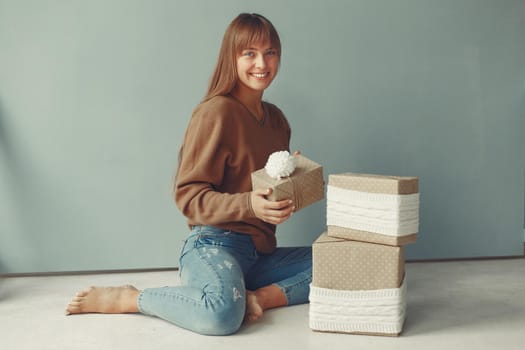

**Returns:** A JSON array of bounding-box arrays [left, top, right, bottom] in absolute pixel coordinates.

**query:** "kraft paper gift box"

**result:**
[[251, 154, 324, 212], [312, 233, 404, 290], [309, 233, 406, 336], [327, 172, 419, 246]]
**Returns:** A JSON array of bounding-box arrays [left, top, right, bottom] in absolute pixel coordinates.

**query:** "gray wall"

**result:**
[[1, 0, 524, 274]]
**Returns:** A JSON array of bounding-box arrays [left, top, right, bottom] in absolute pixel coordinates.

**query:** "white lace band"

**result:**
[[327, 185, 419, 236], [309, 277, 406, 335]]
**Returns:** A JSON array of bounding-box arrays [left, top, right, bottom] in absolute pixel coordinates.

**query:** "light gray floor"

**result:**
[[1, 258, 524, 350]]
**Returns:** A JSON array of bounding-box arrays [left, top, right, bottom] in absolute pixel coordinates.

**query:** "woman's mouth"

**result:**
[[250, 72, 269, 78]]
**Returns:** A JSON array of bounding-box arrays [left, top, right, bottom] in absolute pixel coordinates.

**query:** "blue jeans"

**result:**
[[137, 225, 312, 335]]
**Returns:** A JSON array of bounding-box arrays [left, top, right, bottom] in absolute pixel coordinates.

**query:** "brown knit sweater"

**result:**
[[175, 95, 291, 253]]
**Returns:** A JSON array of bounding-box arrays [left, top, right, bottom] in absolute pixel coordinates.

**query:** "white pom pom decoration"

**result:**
[[264, 151, 296, 179]]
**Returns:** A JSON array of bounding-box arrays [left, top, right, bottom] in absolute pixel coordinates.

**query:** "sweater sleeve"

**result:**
[[174, 105, 257, 225]]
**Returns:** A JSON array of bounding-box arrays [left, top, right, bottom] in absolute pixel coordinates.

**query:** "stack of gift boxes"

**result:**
[[309, 172, 419, 336], [251, 154, 419, 336]]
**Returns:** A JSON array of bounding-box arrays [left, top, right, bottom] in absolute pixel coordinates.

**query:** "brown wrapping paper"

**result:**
[[251, 154, 324, 212], [312, 233, 404, 290], [327, 172, 419, 246], [328, 173, 418, 194], [327, 226, 417, 246]]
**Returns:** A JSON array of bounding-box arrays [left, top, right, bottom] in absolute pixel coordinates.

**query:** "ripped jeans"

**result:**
[[137, 225, 312, 335]]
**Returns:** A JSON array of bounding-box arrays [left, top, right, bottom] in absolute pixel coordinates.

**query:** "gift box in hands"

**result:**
[[251, 151, 324, 212]]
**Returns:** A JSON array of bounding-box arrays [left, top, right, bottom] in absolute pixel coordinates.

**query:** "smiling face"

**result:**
[[235, 41, 280, 96], [205, 13, 282, 101]]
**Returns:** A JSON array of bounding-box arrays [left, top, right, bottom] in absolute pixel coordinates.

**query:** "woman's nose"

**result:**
[[255, 53, 266, 68]]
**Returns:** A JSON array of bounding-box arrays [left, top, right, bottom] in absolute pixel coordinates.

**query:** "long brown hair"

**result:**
[[174, 14, 281, 189], [204, 13, 281, 102]]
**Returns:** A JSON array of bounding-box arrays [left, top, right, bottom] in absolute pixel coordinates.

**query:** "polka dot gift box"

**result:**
[[312, 233, 404, 291], [327, 173, 419, 246], [251, 153, 324, 212], [309, 172, 419, 336], [309, 233, 406, 336]]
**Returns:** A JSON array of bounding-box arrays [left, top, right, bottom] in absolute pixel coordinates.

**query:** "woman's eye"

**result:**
[[243, 51, 255, 57], [266, 50, 277, 56]]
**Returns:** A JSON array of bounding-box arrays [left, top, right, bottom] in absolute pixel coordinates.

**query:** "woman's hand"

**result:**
[[250, 188, 295, 225]]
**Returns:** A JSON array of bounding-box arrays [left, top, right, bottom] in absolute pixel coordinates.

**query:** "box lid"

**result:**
[[329, 172, 418, 194]]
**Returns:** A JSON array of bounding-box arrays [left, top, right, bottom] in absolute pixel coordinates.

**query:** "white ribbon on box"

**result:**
[[327, 185, 419, 236], [309, 277, 406, 335]]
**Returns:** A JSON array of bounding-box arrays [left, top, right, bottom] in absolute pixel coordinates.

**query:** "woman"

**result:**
[[65, 13, 312, 336]]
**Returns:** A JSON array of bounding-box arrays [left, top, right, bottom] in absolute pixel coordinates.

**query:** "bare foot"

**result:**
[[244, 285, 287, 322], [245, 290, 264, 322], [65, 285, 140, 315]]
